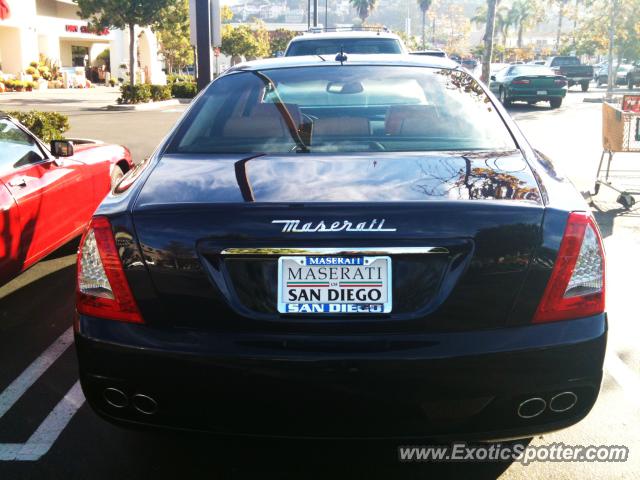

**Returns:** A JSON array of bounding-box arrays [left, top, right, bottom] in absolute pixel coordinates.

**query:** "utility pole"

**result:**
[[606, 0, 617, 101], [193, 0, 212, 91], [313, 0, 319, 26], [325, 0, 328, 28]]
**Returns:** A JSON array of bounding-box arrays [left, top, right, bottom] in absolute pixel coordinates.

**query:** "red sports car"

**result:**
[[0, 114, 133, 285]]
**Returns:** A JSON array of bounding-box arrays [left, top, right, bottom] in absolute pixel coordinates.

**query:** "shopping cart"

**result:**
[[594, 98, 640, 209]]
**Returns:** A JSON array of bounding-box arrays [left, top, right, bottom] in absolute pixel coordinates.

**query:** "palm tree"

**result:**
[[510, 0, 545, 48], [550, 0, 570, 52], [481, 0, 498, 83], [495, 5, 513, 46], [417, 0, 433, 49], [350, 0, 378, 23]]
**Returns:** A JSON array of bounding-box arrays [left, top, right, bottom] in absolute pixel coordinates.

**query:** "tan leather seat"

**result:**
[[312, 117, 370, 136], [385, 105, 452, 136], [223, 103, 301, 138]]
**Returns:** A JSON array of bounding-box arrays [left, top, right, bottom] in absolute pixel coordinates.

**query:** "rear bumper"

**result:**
[[75, 314, 606, 441], [508, 88, 566, 101], [566, 77, 591, 83]]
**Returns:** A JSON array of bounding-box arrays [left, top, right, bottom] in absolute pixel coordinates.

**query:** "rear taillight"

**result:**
[[533, 212, 605, 323], [554, 79, 567, 86], [77, 216, 144, 323], [512, 79, 531, 85]]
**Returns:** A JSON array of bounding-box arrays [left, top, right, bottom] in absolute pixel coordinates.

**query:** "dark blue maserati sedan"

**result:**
[[74, 55, 606, 442]]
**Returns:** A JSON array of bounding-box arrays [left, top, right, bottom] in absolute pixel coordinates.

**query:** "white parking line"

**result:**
[[0, 382, 85, 461], [0, 327, 74, 419], [606, 353, 640, 409]]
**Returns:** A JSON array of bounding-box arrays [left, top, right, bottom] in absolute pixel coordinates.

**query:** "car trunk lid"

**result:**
[[131, 151, 544, 333]]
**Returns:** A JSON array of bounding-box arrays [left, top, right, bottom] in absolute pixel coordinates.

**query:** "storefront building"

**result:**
[[0, 0, 165, 83]]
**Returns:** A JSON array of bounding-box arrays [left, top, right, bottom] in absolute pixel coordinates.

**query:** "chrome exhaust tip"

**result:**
[[132, 394, 158, 415], [549, 391, 578, 413], [103, 388, 129, 409], [517, 397, 546, 419]]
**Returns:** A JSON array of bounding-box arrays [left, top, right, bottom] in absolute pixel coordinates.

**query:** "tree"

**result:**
[[571, 0, 640, 59], [75, 0, 174, 84], [221, 24, 270, 64], [495, 5, 513, 46], [481, 0, 498, 83], [417, 0, 433, 49], [550, 0, 570, 52], [350, 0, 378, 23], [221, 5, 233, 23], [509, 0, 545, 48], [269, 29, 299, 56], [154, 0, 193, 74]]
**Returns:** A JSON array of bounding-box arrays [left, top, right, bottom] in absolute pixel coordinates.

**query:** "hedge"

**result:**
[[171, 82, 197, 99], [2, 110, 69, 142], [119, 83, 176, 104], [150, 84, 172, 102], [167, 74, 195, 84], [118, 83, 151, 104]]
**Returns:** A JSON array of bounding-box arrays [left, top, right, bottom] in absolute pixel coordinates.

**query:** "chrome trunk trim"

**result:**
[[220, 247, 449, 256]]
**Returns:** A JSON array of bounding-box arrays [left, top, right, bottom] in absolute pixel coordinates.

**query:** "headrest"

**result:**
[[313, 116, 370, 136], [223, 103, 301, 138], [385, 105, 441, 135]]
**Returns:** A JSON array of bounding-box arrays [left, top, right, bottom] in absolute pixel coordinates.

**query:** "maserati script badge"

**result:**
[[272, 219, 397, 233]]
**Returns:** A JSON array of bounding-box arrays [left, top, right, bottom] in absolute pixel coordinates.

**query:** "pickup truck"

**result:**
[[545, 56, 594, 91]]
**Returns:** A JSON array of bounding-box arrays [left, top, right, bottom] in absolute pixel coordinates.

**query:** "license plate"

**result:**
[[537, 90, 547, 95], [277, 256, 392, 314]]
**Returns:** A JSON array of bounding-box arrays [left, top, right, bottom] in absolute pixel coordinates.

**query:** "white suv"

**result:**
[[285, 28, 407, 57]]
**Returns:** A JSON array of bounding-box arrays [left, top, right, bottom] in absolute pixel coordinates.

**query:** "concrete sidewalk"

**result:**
[[0, 86, 121, 112]]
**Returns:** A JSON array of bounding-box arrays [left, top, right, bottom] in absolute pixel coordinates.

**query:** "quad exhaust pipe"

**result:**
[[517, 391, 578, 419], [103, 388, 158, 415], [549, 391, 578, 413], [517, 397, 546, 419]]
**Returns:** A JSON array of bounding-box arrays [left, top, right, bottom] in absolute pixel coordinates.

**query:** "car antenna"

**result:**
[[335, 46, 347, 64]]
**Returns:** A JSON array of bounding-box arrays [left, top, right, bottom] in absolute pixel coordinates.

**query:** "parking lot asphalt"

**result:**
[[0, 84, 639, 479]]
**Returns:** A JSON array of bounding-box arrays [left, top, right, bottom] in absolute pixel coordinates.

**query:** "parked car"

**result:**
[[75, 55, 606, 446], [285, 28, 406, 56], [460, 58, 479, 72], [410, 49, 447, 58], [545, 56, 593, 91], [628, 62, 640, 89], [595, 64, 636, 86], [490, 64, 568, 108], [0, 115, 133, 285]]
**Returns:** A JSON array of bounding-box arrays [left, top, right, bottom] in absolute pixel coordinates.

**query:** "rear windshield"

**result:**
[[286, 38, 402, 56], [511, 65, 555, 76], [167, 66, 516, 154], [550, 57, 580, 66]]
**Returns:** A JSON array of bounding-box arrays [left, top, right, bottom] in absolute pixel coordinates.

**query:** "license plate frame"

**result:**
[[537, 90, 548, 95], [277, 255, 392, 314]]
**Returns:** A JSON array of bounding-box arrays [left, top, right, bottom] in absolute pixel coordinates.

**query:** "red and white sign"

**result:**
[[65, 24, 110, 35], [0, 0, 10, 21]]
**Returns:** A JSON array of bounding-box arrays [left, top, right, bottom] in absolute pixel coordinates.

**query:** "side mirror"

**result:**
[[50, 140, 74, 158], [490, 75, 496, 81]]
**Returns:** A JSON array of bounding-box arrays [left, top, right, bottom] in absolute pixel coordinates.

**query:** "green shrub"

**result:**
[[2, 110, 69, 142], [167, 74, 195, 84], [171, 82, 197, 98], [4, 80, 29, 91], [150, 84, 172, 102], [118, 83, 151, 104], [26, 66, 37, 75], [109, 78, 117, 87]]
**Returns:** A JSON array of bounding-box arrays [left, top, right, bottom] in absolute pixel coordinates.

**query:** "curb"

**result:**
[[106, 99, 181, 111]]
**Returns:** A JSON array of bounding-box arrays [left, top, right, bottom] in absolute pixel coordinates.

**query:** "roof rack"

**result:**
[[307, 26, 390, 34]]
